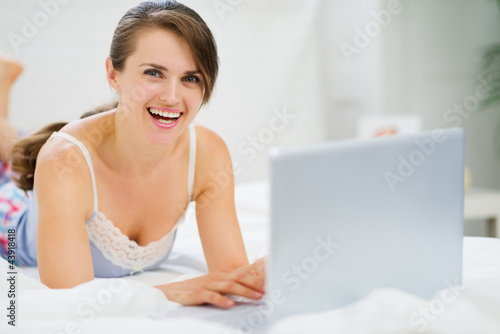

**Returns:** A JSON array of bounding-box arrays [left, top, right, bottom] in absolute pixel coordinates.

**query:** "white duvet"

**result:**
[[1, 181, 499, 334]]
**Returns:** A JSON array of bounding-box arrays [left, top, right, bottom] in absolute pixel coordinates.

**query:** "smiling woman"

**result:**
[[108, 28, 205, 146], [0, 0, 265, 309]]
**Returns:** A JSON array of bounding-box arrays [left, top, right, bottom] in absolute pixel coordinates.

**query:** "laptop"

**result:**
[[265, 127, 465, 323], [161, 128, 464, 333]]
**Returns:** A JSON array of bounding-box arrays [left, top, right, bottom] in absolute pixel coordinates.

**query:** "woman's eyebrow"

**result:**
[[139, 63, 200, 75], [140, 62, 167, 71]]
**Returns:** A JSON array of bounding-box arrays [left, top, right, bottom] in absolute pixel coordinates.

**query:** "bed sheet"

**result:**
[[1, 180, 499, 334]]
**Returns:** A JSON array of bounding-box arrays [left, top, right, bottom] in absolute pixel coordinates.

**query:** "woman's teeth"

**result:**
[[149, 108, 181, 118], [157, 118, 176, 124]]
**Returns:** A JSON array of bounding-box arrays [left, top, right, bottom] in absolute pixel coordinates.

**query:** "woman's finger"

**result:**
[[207, 279, 264, 300], [253, 257, 267, 279], [229, 267, 266, 293], [198, 289, 235, 308]]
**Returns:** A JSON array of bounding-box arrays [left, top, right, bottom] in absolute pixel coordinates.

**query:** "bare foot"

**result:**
[[0, 54, 23, 88]]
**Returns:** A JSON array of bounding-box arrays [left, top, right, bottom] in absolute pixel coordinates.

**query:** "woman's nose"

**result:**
[[159, 80, 180, 105]]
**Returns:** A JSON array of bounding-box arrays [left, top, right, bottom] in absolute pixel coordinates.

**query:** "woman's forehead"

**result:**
[[127, 29, 198, 71]]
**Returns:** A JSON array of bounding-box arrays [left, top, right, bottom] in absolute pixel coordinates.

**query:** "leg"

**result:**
[[0, 55, 27, 263], [0, 54, 23, 162]]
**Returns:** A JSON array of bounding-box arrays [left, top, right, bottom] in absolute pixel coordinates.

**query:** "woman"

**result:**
[[0, 0, 265, 309]]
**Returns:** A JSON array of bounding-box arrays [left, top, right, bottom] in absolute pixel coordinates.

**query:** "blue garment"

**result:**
[[0, 180, 33, 267], [0, 124, 197, 277], [0, 130, 34, 266]]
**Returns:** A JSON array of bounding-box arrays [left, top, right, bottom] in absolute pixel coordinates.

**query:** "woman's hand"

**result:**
[[252, 256, 267, 281], [233, 256, 266, 283], [156, 263, 266, 308]]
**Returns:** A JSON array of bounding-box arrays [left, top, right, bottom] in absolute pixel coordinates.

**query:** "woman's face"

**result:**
[[109, 28, 204, 145]]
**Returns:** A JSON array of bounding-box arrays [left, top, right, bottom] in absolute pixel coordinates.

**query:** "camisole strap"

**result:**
[[49, 131, 99, 212], [187, 124, 196, 201]]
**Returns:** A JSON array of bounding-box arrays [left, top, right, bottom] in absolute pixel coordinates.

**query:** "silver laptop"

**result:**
[[160, 128, 464, 333], [267, 127, 465, 323]]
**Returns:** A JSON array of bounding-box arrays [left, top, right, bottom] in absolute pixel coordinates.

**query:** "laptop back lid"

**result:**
[[268, 128, 465, 322]]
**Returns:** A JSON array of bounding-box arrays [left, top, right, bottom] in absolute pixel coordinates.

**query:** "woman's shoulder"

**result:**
[[193, 123, 231, 163], [57, 110, 115, 149], [36, 111, 114, 179], [35, 124, 96, 219], [34, 121, 100, 227], [36, 130, 93, 186], [191, 124, 234, 195]]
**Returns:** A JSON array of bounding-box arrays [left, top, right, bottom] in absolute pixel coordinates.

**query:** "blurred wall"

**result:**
[[381, 0, 500, 188], [0, 0, 498, 187]]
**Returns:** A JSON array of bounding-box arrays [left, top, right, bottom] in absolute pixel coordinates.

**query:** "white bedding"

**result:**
[[1, 180, 499, 334]]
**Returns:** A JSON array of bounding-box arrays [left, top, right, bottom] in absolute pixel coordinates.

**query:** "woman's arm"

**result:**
[[35, 138, 95, 288], [155, 126, 266, 307], [194, 125, 249, 271]]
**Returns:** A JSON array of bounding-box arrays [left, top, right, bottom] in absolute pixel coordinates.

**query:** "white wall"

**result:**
[[319, 0, 384, 140], [1, 0, 497, 187], [381, 0, 500, 188]]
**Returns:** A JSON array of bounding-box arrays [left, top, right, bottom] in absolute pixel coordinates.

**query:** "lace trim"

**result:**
[[86, 211, 185, 272]]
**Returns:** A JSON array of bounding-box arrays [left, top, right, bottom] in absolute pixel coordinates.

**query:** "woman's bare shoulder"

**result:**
[[35, 111, 115, 189], [192, 124, 234, 197], [36, 131, 93, 186], [35, 129, 95, 220], [193, 123, 231, 164], [193, 124, 228, 150], [57, 110, 116, 149]]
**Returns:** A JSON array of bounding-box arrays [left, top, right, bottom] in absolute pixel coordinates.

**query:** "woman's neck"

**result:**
[[99, 108, 177, 176]]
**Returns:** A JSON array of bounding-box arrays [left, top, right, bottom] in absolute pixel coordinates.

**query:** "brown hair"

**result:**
[[11, 1, 219, 191]]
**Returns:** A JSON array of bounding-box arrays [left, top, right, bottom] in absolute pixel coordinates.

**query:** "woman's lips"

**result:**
[[147, 107, 183, 129]]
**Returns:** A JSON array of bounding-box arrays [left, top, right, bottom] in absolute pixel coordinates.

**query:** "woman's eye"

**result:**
[[144, 69, 162, 78], [184, 75, 200, 84]]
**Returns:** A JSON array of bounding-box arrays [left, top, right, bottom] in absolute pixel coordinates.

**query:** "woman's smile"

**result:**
[[147, 106, 184, 129]]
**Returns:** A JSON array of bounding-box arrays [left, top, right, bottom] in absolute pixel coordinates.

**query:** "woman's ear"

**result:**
[[105, 57, 120, 91]]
